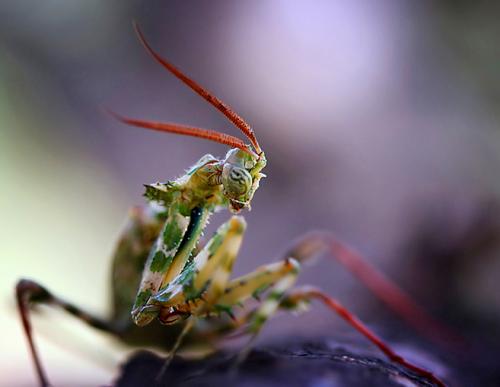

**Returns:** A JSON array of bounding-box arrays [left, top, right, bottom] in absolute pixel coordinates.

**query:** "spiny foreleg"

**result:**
[[141, 215, 246, 317], [131, 205, 210, 326], [194, 216, 246, 306], [16, 279, 120, 387], [149, 216, 247, 382]]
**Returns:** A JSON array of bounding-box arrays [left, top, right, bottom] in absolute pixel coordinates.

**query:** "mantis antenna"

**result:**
[[132, 21, 262, 154], [107, 110, 255, 156]]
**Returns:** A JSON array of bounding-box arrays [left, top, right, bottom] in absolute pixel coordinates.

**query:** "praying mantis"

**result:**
[[16, 23, 448, 387]]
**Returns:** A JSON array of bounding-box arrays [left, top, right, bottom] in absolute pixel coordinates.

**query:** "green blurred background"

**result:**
[[2, 1, 500, 385]]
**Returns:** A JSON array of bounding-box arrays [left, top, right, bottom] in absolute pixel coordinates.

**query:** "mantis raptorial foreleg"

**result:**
[[138, 216, 246, 313], [195, 217, 246, 306], [150, 215, 247, 380], [131, 205, 210, 326]]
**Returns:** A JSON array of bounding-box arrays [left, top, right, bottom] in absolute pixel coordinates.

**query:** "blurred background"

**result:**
[[2, 1, 500, 385]]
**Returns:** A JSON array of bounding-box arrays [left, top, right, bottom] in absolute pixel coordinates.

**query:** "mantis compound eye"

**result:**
[[222, 164, 252, 199]]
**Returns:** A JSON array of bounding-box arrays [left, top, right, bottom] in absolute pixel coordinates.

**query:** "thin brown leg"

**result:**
[[285, 231, 464, 348], [154, 317, 196, 385], [283, 286, 447, 387], [16, 279, 119, 387]]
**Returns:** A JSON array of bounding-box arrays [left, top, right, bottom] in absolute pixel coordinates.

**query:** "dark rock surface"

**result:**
[[112, 339, 457, 387]]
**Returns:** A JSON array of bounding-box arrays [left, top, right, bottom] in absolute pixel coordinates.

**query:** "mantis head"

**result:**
[[109, 22, 266, 213], [221, 148, 266, 212]]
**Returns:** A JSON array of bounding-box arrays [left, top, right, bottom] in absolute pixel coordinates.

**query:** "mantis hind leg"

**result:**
[[279, 287, 446, 387], [16, 279, 121, 387], [230, 259, 301, 368], [212, 259, 446, 386], [283, 231, 461, 347], [191, 257, 302, 369], [15, 206, 164, 386]]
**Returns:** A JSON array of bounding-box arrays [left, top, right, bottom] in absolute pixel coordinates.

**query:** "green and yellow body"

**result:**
[[16, 23, 446, 387]]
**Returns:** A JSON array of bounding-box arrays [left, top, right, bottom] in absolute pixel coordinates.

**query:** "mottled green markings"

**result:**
[[184, 280, 206, 302], [250, 314, 267, 332], [280, 297, 310, 310], [214, 304, 235, 319], [268, 290, 283, 301], [224, 253, 235, 271], [177, 261, 196, 286], [133, 289, 152, 310], [252, 284, 270, 300], [150, 251, 173, 273], [147, 207, 186, 274], [177, 261, 205, 301], [163, 218, 184, 250], [151, 289, 172, 303], [207, 226, 227, 258], [143, 181, 178, 205]]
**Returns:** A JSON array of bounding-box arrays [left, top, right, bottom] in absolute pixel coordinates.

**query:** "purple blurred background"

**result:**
[[2, 1, 500, 385]]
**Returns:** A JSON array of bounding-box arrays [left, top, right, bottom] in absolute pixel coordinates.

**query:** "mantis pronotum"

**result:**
[[16, 23, 447, 387]]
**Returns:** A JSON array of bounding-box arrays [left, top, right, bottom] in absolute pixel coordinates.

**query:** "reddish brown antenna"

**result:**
[[132, 21, 262, 154], [107, 110, 255, 156]]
